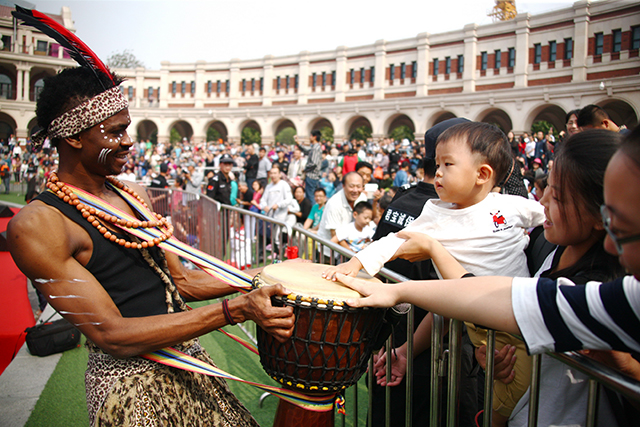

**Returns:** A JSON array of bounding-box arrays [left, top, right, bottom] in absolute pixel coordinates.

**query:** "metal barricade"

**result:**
[[146, 187, 640, 427]]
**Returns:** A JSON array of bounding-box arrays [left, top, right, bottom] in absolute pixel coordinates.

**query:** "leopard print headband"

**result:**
[[32, 87, 128, 147]]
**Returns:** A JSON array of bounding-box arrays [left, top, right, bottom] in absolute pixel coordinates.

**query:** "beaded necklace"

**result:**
[[46, 172, 173, 249]]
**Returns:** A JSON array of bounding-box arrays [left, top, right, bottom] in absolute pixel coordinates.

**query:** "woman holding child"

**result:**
[[336, 126, 640, 426]]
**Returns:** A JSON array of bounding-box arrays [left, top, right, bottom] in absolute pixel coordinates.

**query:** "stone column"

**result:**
[[335, 46, 347, 102], [194, 61, 206, 108], [572, 2, 590, 83], [228, 59, 240, 108], [297, 51, 310, 105], [374, 39, 387, 100], [463, 24, 478, 93], [514, 13, 530, 88], [159, 62, 169, 108], [135, 67, 145, 109], [415, 32, 430, 97], [262, 55, 274, 107], [15, 65, 24, 101]]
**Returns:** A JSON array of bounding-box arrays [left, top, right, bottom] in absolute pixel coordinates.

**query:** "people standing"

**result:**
[[303, 130, 323, 201]]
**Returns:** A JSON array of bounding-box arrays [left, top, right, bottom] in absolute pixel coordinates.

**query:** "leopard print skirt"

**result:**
[[86, 340, 259, 427]]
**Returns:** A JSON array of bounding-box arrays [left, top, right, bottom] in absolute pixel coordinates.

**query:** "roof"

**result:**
[[0, 5, 65, 27]]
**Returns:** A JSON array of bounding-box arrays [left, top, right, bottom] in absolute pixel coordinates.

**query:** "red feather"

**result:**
[[12, 6, 114, 88]]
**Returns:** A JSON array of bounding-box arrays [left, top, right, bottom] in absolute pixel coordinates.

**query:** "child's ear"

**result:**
[[477, 164, 494, 185]]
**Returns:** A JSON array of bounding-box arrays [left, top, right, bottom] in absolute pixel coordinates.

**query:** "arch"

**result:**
[[596, 98, 638, 128], [27, 116, 41, 137], [476, 108, 513, 132], [137, 120, 159, 143], [29, 68, 56, 101], [523, 103, 567, 134], [205, 120, 228, 142], [384, 113, 415, 136], [345, 115, 373, 141], [240, 120, 262, 145], [429, 111, 458, 128], [0, 63, 16, 100], [308, 117, 334, 134], [273, 118, 296, 137], [169, 120, 194, 143], [0, 112, 17, 141]]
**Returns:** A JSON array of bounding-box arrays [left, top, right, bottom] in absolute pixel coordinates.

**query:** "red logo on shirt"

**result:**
[[492, 211, 507, 228]]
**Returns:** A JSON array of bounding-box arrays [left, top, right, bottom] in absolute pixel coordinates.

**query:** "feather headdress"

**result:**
[[12, 5, 114, 89]]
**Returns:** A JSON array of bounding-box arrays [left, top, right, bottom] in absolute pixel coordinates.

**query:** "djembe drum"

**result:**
[[252, 262, 385, 427]]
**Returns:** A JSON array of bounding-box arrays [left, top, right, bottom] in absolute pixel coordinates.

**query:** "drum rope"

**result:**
[[57, 181, 341, 412]]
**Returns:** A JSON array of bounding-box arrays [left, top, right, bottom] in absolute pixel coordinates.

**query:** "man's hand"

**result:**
[[373, 346, 408, 387], [241, 284, 295, 343], [322, 257, 363, 281], [475, 344, 516, 384]]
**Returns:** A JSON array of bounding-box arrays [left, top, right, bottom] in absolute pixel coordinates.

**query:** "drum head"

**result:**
[[256, 262, 380, 303]]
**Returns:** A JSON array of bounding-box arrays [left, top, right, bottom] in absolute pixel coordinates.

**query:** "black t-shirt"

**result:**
[[148, 174, 168, 189], [245, 154, 259, 179], [206, 172, 231, 205], [296, 197, 312, 223]]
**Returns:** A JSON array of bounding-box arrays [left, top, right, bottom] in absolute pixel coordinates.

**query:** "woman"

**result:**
[[291, 186, 311, 225], [341, 127, 640, 426], [565, 109, 580, 138]]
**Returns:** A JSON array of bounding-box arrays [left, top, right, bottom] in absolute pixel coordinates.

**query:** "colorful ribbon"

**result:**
[[53, 182, 337, 412]]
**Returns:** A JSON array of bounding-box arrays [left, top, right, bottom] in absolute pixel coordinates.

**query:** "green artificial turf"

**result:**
[[25, 300, 370, 426]]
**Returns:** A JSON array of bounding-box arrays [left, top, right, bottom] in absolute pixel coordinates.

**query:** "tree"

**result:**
[[350, 125, 372, 142], [275, 127, 296, 145], [207, 127, 223, 143], [389, 125, 414, 142], [531, 120, 555, 138], [170, 128, 182, 144], [241, 127, 261, 145], [106, 49, 145, 69], [320, 126, 334, 144]]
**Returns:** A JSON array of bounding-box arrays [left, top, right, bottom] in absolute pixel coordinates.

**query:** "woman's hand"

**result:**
[[336, 273, 401, 308], [393, 230, 438, 262]]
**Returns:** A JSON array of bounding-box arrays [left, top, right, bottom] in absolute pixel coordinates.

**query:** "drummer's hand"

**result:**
[[322, 257, 363, 281], [242, 284, 295, 342], [373, 346, 407, 387], [393, 231, 437, 262], [336, 273, 400, 308]]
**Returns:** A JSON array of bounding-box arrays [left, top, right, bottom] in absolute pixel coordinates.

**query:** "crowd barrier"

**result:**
[[147, 187, 640, 427]]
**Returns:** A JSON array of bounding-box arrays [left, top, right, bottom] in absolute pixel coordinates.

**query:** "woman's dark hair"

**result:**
[[553, 129, 621, 224], [436, 122, 512, 186], [36, 67, 124, 133], [565, 109, 580, 125], [255, 178, 267, 190]]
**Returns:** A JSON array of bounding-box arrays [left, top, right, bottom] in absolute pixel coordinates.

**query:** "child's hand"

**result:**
[[394, 231, 438, 262], [321, 257, 363, 281]]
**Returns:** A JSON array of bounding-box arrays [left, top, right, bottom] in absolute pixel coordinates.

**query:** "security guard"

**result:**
[[206, 153, 234, 204]]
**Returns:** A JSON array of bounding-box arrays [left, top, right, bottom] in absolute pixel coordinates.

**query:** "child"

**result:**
[[334, 201, 376, 252], [304, 187, 328, 232], [324, 122, 545, 425]]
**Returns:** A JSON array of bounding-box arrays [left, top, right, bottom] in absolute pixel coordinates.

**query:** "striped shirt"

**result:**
[[304, 143, 323, 180], [512, 275, 640, 354]]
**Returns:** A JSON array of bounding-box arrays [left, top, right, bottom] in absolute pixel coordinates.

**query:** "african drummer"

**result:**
[[7, 7, 294, 426]]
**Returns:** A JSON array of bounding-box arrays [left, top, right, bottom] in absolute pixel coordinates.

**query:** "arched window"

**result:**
[[0, 74, 12, 99], [34, 78, 45, 101]]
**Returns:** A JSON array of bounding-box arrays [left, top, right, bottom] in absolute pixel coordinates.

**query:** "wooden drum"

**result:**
[[253, 262, 385, 426]]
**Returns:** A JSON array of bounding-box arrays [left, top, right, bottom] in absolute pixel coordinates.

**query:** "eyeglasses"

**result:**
[[600, 204, 640, 255]]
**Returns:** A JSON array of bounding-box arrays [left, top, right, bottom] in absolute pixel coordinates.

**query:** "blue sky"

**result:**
[[34, 0, 578, 69]]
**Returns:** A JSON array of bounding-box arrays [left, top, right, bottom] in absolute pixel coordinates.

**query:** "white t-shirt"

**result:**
[[260, 180, 293, 222], [317, 189, 368, 256], [356, 192, 545, 277], [336, 221, 376, 253]]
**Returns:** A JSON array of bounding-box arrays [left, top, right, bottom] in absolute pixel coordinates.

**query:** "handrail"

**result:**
[[145, 186, 640, 426]]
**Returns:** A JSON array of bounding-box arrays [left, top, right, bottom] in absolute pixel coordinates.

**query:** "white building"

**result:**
[[1, 0, 639, 144]]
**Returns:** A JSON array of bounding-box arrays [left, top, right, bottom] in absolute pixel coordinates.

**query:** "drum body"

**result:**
[[253, 263, 385, 395]]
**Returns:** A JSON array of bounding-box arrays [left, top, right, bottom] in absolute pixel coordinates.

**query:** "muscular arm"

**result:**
[[9, 200, 293, 359]]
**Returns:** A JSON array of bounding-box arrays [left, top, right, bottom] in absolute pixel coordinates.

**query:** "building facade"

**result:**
[[1, 0, 639, 145]]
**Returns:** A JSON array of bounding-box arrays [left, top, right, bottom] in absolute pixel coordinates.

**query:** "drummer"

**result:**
[[7, 59, 294, 425]]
